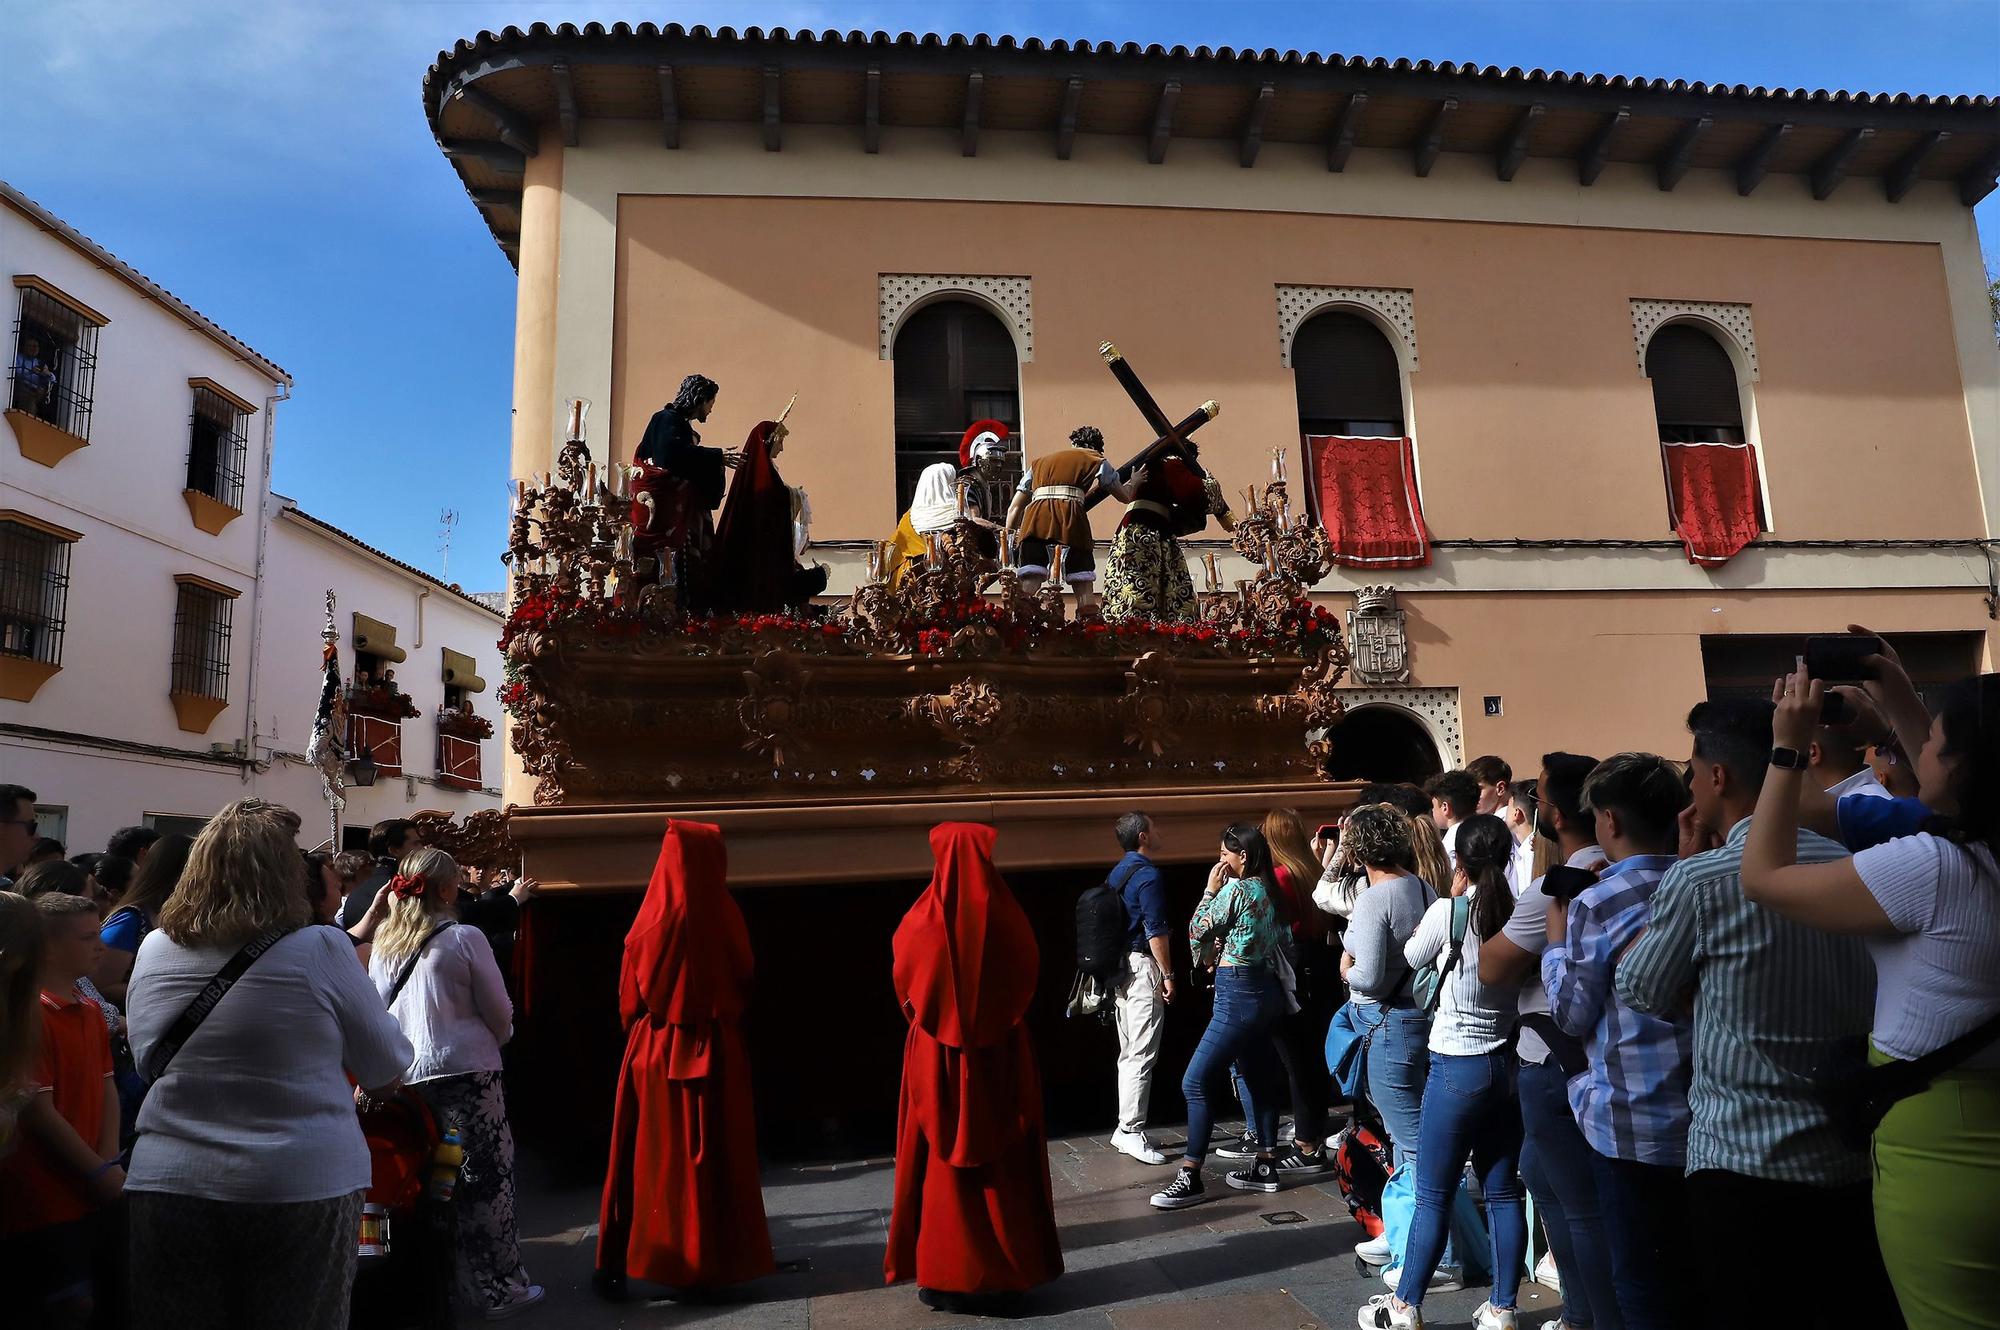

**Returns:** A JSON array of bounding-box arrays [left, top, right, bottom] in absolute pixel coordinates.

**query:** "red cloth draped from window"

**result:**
[[1662, 442, 1763, 567], [1303, 435, 1431, 569]]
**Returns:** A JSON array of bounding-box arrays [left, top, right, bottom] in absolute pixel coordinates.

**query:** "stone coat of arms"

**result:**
[[1346, 585, 1410, 685]]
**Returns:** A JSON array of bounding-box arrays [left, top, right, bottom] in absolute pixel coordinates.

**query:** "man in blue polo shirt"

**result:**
[[1108, 812, 1175, 1166]]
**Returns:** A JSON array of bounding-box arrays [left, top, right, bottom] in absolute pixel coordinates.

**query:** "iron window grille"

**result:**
[[170, 582, 233, 701], [186, 386, 249, 509], [0, 520, 72, 665], [9, 286, 99, 440]]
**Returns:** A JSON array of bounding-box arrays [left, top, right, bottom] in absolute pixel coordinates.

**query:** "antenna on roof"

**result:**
[[438, 509, 459, 581]]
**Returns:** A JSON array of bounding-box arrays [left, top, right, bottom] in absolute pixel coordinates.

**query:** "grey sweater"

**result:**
[[1344, 873, 1435, 1007]]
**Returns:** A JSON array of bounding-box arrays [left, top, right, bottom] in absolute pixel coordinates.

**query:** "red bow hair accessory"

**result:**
[[389, 872, 426, 900]]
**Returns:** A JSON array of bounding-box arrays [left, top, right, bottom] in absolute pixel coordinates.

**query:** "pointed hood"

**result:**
[[619, 819, 752, 1026], [892, 822, 1038, 1050]]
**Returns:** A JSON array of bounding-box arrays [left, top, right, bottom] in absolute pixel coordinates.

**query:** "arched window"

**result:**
[[891, 300, 1021, 515], [1646, 324, 1745, 444], [1292, 311, 1405, 437]]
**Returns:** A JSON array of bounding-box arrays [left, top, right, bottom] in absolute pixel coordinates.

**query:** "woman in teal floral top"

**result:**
[[1150, 825, 1296, 1212]]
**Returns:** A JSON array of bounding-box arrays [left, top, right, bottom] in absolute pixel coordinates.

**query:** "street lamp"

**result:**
[[347, 746, 378, 788]]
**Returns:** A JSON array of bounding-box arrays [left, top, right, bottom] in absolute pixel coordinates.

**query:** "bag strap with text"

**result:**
[[144, 927, 292, 1083]]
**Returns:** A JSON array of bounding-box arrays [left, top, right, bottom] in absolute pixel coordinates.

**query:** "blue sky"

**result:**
[[6, 0, 1995, 590]]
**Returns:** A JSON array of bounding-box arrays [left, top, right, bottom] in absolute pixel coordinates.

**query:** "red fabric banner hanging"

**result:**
[[1662, 441, 1764, 567], [1303, 435, 1432, 569], [436, 734, 482, 790]]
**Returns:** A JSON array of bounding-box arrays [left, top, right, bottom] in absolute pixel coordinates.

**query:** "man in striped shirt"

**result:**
[[1615, 699, 1899, 1330], [1545, 752, 1696, 1330]]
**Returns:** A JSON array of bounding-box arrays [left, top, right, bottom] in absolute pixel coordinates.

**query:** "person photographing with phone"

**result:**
[[1742, 659, 2000, 1330]]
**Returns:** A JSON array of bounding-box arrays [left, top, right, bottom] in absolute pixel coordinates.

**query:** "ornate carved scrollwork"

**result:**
[[738, 649, 813, 768], [411, 809, 521, 872], [1120, 651, 1189, 758]]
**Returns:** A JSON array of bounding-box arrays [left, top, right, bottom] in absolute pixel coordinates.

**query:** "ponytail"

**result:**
[[1453, 814, 1515, 941]]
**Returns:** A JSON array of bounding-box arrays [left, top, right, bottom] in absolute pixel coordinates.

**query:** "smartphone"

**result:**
[[1804, 634, 1884, 682], [1315, 824, 1339, 842], [1542, 864, 1600, 904]]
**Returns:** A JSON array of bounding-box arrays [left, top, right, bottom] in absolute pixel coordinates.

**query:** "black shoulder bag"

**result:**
[[144, 927, 293, 1084], [1828, 1008, 2000, 1151], [385, 921, 460, 1007]]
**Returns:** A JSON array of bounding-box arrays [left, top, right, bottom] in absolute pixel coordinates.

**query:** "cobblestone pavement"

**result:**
[[512, 1122, 1565, 1329]]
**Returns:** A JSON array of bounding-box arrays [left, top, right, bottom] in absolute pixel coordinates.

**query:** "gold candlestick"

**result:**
[[1202, 551, 1221, 592]]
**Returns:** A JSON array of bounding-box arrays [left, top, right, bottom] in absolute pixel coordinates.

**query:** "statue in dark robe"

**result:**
[[631, 374, 736, 588], [704, 417, 829, 614]]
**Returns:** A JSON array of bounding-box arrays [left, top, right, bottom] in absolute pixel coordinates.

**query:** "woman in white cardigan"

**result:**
[[369, 847, 541, 1321]]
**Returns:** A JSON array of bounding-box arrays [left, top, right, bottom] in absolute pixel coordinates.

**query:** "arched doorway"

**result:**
[[1321, 704, 1444, 784]]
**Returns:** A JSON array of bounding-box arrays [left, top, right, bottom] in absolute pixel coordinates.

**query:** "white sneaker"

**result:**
[[1111, 1129, 1170, 1165], [1473, 1303, 1518, 1330], [1382, 1264, 1462, 1293], [1356, 1293, 1422, 1329], [1353, 1231, 1393, 1264], [1534, 1250, 1562, 1292], [485, 1285, 545, 1321]]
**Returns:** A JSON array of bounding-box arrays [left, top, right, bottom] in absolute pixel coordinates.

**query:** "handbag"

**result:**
[[1412, 896, 1471, 1015], [143, 926, 293, 1083], [1825, 1008, 2000, 1151], [1326, 1000, 1390, 1100]]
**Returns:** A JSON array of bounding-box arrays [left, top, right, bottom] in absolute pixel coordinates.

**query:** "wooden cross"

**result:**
[[1087, 342, 1219, 511]]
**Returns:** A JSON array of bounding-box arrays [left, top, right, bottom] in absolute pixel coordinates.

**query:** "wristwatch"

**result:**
[[1769, 746, 1809, 770]]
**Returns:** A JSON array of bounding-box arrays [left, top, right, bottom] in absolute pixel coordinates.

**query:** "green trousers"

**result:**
[[1872, 1050, 2000, 1330]]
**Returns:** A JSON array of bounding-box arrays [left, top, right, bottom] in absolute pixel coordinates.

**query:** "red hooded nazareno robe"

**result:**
[[884, 823, 1064, 1294], [596, 820, 774, 1289]]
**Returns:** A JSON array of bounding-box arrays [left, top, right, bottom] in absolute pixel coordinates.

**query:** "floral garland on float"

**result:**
[[497, 414, 1351, 805]]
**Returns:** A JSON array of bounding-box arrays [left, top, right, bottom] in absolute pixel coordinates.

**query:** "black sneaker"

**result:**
[[1150, 1168, 1210, 1209], [1213, 1133, 1263, 1160], [1225, 1158, 1282, 1192], [1271, 1143, 1333, 1177]]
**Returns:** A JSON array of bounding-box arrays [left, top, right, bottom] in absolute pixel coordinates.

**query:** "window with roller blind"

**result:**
[[1292, 311, 1405, 438], [1647, 324, 1746, 445], [891, 299, 1021, 516]]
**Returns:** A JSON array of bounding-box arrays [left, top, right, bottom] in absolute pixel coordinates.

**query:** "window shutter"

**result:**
[[1647, 325, 1743, 430], [892, 303, 958, 439], [1292, 312, 1404, 432]]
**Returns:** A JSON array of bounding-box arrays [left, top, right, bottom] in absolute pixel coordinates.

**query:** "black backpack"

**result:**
[[1075, 862, 1142, 981]]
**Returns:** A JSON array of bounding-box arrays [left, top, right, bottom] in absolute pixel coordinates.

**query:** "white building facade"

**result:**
[[2, 182, 502, 854]]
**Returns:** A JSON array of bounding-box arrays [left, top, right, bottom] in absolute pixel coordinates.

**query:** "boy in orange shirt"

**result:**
[[0, 892, 121, 1328]]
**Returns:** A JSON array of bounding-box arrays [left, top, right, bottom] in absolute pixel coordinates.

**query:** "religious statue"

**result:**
[[703, 399, 829, 613], [631, 373, 740, 591], [1102, 440, 1235, 623], [1003, 424, 1146, 616], [884, 420, 1008, 590]]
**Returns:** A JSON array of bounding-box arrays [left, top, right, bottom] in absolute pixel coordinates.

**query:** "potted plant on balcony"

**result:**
[[346, 669, 419, 721], [436, 702, 494, 740]]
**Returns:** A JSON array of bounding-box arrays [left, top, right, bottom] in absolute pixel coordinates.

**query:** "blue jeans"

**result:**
[[1363, 1005, 1431, 1169], [1518, 1058, 1622, 1330], [1396, 1050, 1526, 1310], [1182, 967, 1285, 1164]]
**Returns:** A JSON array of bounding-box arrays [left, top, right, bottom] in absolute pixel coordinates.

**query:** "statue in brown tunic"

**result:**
[[1001, 425, 1145, 615]]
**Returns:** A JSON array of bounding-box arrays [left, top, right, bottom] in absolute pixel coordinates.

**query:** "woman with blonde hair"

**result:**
[[1406, 813, 1452, 898], [123, 798, 412, 1330], [0, 891, 45, 1155], [370, 846, 541, 1320]]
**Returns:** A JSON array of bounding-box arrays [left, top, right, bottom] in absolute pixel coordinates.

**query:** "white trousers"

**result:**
[[1113, 949, 1167, 1135]]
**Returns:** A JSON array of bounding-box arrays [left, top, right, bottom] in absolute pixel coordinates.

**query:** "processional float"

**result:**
[[495, 345, 1357, 889]]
